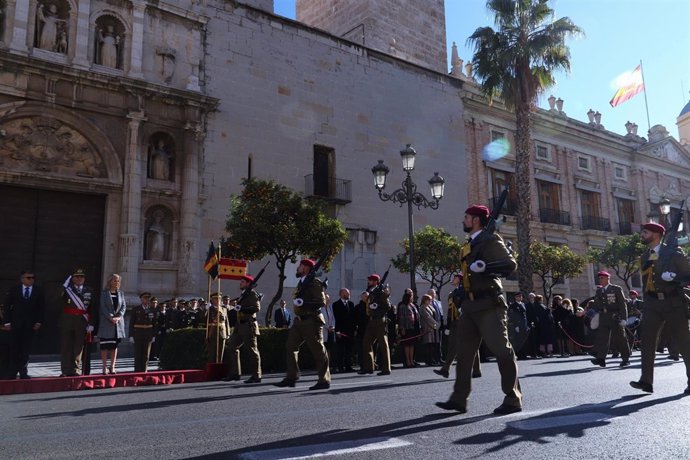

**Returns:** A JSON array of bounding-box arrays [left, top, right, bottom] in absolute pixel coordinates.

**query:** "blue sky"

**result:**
[[273, 0, 690, 140]]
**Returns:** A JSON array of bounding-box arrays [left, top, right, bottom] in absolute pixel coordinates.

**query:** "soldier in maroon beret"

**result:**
[[225, 274, 262, 384]]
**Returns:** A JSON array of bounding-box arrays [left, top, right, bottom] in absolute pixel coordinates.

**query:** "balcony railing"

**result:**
[[581, 215, 611, 232], [539, 208, 571, 225], [619, 221, 633, 235], [489, 196, 518, 216], [304, 174, 352, 204]]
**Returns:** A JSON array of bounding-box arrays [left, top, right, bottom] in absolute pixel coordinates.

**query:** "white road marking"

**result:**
[[509, 412, 616, 431], [238, 437, 412, 459]]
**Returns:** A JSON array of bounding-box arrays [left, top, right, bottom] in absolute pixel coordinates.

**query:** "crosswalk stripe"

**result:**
[[237, 437, 412, 459]]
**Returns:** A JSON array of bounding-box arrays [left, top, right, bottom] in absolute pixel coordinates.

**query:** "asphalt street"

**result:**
[[2, 353, 690, 459]]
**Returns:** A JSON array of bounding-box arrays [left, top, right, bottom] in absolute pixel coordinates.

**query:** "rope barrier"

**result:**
[[556, 321, 640, 350]]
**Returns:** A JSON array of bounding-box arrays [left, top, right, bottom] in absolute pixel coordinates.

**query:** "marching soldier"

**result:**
[[129, 292, 159, 372], [589, 271, 630, 368], [359, 274, 392, 376], [631, 222, 690, 394], [60, 268, 95, 377], [225, 275, 262, 384], [275, 259, 331, 390], [436, 205, 520, 415]]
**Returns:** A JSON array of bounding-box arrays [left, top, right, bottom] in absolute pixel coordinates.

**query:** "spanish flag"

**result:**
[[609, 65, 644, 108], [204, 242, 219, 279], [219, 258, 248, 280]]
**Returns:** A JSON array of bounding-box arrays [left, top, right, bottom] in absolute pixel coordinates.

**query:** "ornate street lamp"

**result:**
[[371, 144, 445, 294]]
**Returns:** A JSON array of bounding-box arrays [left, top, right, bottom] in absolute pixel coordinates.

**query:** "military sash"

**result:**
[[63, 275, 90, 322]]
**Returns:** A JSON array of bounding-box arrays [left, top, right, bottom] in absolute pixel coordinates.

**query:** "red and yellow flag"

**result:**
[[609, 65, 644, 108], [219, 258, 247, 280]]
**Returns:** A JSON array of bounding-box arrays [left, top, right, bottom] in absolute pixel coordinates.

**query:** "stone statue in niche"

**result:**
[[144, 209, 170, 261], [36, 3, 68, 53], [147, 138, 173, 181], [95, 25, 121, 68]]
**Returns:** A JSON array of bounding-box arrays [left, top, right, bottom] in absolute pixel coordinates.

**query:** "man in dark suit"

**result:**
[[274, 299, 292, 328], [3, 270, 45, 379], [332, 288, 355, 372]]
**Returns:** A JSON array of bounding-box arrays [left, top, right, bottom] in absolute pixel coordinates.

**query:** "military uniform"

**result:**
[[591, 273, 630, 367], [632, 228, 690, 392], [226, 276, 262, 383], [437, 205, 519, 414], [204, 295, 230, 363], [360, 276, 392, 375], [129, 293, 159, 372], [60, 270, 94, 377], [276, 259, 330, 389]]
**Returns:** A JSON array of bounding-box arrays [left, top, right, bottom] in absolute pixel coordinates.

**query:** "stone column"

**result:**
[[118, 111, 147, 295], [72, 0, 91, 68], [9, 0, 30, 54], [129, 0, 146, 78], [177, 111, 203, 296]]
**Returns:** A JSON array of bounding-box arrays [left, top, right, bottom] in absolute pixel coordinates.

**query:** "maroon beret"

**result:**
[[465, 205, 490, 219], [241, 275, 254, 283], [629, 290, 639, 296], [642, 222, 665, 234], [368, 274, 381, 282], [299, 259, 316, 268], [597, 271, 610, 278]]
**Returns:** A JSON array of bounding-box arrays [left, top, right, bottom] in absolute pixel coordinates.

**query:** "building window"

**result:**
[[491, 130, 506, 142], [577, 155, 591, 172], [581, 190, 610, 231], [313, 145, 334, 197], [613, 165, 627, 180], [535, 143, 552, 162], [617, 199, 635, 234], [490, 169, 517, 215], [537, 180, 570, 225]]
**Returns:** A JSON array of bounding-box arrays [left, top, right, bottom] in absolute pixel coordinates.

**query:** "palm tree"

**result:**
[[467, 0, 582, 293]]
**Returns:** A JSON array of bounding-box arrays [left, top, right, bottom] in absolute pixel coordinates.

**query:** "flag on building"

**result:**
[[219, 258, 248, 280], [609, 65, 644, 107], [204, 242, 219, 279]]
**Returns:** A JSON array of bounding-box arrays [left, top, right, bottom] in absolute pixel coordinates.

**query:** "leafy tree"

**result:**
[[467, 0, 583, 294], [530, 241, 586, 304], [587, 234, 646, 291], [224, 178, 347, 324], [391, 225, 462, 297]]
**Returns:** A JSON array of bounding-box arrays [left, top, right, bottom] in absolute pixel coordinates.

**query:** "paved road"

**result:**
[[3, 353, 690, 459]]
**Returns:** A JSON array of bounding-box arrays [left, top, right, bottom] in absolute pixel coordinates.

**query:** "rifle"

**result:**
[[658, 200, 686, 271], [303, 250, 331, 286], [485, 186, 509, 235]]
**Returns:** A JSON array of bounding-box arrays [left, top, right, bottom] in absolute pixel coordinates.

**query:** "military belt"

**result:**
[[239, 319, 256, 324], [134, 324, 153, 328], [63, 307, 87, 316], [645, 291, 679, 300], [298, 314, 316, 320], [467, 290, 499, 301]]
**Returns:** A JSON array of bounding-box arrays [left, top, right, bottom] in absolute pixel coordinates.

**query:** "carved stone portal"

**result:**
[[0, 117, 107, 177]]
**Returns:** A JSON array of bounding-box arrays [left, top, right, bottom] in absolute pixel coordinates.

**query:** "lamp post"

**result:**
[[371, 144, 445, 294]]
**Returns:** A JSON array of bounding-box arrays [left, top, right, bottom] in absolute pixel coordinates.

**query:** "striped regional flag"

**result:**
[[609, 65, 644, 107], [219, 258, 248, 280]]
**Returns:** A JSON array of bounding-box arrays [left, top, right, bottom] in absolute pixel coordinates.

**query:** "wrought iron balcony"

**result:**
[[539, 208, 571, 225], [619, 221, 633, 235], [488, 196, 518, 216], [581, 215, 611, 232], [304, 174, 352, 204]]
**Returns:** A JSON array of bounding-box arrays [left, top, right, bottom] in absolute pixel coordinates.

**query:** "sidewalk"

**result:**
[[26, 342, 148, 378]]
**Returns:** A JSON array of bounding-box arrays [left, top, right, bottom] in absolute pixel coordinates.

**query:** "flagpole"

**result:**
[[639, 59, 651, 133], [216, 242, 221, 363]]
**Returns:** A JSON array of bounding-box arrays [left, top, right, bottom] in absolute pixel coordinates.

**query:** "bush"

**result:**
[[159, 328, 207, 370], [160, 326, 319, 373]]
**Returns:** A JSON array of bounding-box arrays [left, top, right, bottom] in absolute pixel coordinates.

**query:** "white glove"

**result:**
[[661, 271, 676, 282], [293, 298, 303, 307], [515, 327, 520, 333], [619, 320, 627, 327], [86, 325, 94, 333], [369, 303, 378, 310], [470, 260, 486, 273], [129, 337, 135, 343], [444, 329, 450, 336]]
